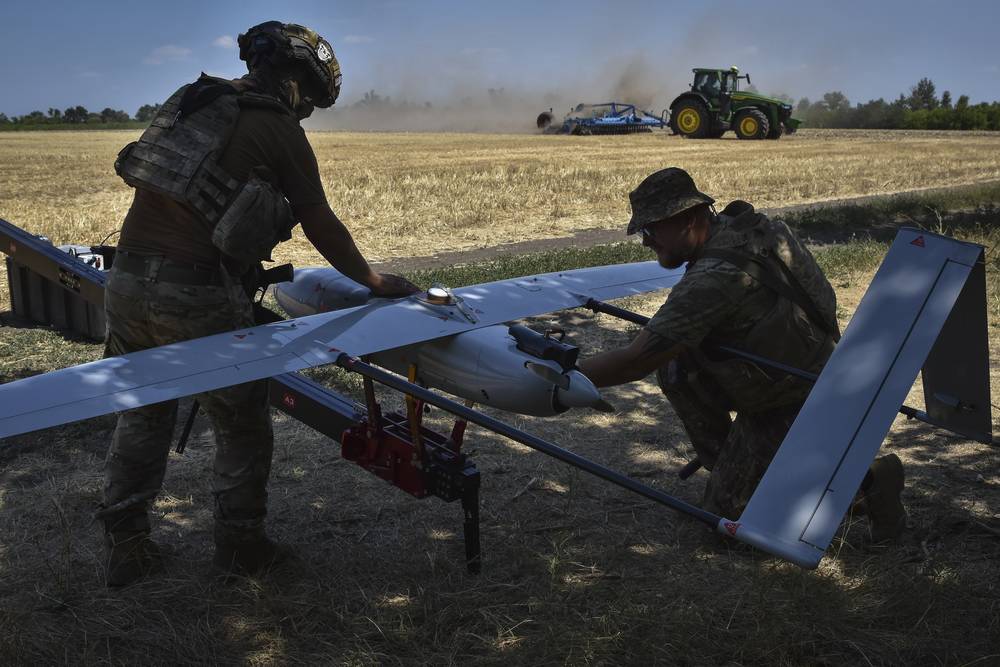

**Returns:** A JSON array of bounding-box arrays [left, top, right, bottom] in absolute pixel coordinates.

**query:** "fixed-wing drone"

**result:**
[[0, 224, 992, 571]]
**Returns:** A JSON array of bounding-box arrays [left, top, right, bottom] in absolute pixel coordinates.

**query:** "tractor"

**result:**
[[668, 67, 800, 139]]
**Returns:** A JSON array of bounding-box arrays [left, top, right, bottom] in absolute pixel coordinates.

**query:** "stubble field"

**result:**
[[1, 128, 999, 665]]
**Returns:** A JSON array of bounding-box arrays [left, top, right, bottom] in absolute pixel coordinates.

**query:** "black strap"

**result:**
[[701, 248, 840, 341]]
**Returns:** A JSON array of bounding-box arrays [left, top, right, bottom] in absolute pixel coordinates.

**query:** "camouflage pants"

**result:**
[[100, 266, 273, 544], [658, 352, 800, 518]]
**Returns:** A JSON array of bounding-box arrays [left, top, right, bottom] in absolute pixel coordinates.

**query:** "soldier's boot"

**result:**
[[863, 453, 907, 542], [213, 535, 293, 578], [105, 531, 163, 587]]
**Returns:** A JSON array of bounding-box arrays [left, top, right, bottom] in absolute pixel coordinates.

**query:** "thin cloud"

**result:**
[[343, 35, 374, 44], [213, 35, 237, 49], [142, 45, 192, 65]]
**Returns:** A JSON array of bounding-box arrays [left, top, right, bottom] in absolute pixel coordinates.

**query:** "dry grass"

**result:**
[[2, 127, 1000, 270], [1, 130, 1000, 665]]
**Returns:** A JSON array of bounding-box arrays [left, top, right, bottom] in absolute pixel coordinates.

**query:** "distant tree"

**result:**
[[135, 103, 161, 122], [47, 107, 62, 121], [796, 97, 810, 114], [100, 107, 131, 122], [822, 91, 851, 113], [908, 77, 938, 110], [21, 110, 46, 125], [940, 90, 952, 109], [956, 95, 969, 111], [63, 105, 89, 123], [0, 113, 8, 124]]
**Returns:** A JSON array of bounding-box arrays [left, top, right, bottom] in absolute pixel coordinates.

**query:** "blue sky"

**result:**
[[1, 0, 998, 117]]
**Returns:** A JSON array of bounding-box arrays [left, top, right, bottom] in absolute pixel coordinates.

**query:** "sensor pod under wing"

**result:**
[[0, 262, 683, 438], [274, 268, 610, 416]]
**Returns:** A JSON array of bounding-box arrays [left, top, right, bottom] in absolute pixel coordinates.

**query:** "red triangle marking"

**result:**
[[724, 521, 741, 536], [911, 235, 925, 247]]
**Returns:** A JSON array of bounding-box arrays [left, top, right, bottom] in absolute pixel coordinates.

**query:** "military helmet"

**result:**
[[626, 167, 715, 235], [238, 21, 342, 107]]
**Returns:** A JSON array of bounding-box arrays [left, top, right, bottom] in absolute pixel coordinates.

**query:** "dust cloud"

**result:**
[[304, 53, 686, 134]]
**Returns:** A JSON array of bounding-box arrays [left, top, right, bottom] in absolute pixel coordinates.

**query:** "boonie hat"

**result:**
[[627, 167, 715, 235]]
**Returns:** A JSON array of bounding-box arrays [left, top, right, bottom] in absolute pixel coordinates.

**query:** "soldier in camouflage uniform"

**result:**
[[98, 21, 419, 587], [579, 167, 906, 542]]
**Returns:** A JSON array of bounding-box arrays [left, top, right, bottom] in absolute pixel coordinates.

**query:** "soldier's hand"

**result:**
[[368, 273, 421, 298]]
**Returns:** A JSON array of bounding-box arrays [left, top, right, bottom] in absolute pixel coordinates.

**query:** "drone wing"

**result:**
[[0, 261, 682, 438]]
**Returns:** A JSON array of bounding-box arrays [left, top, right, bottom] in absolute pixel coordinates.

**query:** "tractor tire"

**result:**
[[766, 122, 783, 140], [536, 111, 554, 130], [734, 109, 770, 140], [670, 101, 710, 138]]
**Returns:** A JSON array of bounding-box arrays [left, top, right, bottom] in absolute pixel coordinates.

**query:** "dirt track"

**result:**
[[373, 181, 1000, 274]]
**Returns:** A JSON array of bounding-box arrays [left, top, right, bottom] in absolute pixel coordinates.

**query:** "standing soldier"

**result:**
[[99, 21, 419, 586], [579, 167, 906, 544]]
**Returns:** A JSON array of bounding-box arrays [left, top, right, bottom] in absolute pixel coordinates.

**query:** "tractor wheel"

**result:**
[[734, 109, 770, 140], [766, 122, 783, 140], [671, 102, 710, 138]]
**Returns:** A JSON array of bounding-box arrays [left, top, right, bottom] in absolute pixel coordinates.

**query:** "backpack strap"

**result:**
[[701, 247, 841, 342]]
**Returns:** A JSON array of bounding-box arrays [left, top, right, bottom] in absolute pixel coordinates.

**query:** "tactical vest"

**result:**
[[689, 204, 839, 413], [115, 75, 296, 265]]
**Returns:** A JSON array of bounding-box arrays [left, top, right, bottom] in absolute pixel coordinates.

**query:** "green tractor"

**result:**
[[668, 67, 800, 139]]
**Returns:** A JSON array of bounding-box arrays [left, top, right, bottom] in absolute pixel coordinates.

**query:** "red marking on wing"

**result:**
[[282, 393, 296, 408], [234, 334, 247, 340], [910, 235, 926, 247], [724, 521, 741, 536]]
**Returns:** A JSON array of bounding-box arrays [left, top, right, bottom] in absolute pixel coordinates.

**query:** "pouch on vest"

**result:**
[[212, 166, 295, 264], [115, 75, 295, 265]]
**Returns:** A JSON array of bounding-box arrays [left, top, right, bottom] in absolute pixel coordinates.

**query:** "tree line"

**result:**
[[3, 77, 999, 131], [784, 78, 1000, 131], [0, 104, 162, 128]]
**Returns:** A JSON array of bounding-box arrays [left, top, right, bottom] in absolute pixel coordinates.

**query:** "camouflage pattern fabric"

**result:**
[[659, 351, 799, 518], [646, 206, 837, 516], [99, 267, 273, 544], [646, 209, 836, 414]]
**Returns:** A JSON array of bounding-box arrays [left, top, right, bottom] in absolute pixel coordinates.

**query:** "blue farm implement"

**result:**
[[536, 102, 667, 135]]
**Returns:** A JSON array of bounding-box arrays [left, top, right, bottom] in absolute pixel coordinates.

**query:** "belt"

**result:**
[[113, 251, 225, 286]]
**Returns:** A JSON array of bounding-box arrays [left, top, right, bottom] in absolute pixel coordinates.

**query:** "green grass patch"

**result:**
[[0, 121, 147, 132], [783, 181, 1000, 238]]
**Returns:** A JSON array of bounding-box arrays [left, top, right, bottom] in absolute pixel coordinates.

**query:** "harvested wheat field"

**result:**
[[1, 129, 999, 665], [2, 127, 1000, 269]]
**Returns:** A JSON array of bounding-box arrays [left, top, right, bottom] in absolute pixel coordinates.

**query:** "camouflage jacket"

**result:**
[[646, 203, 839, 413]]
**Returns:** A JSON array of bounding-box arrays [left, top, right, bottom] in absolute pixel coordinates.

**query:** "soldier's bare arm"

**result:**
[[578, 329, 686, 388], [296, 203, 419, 297]]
